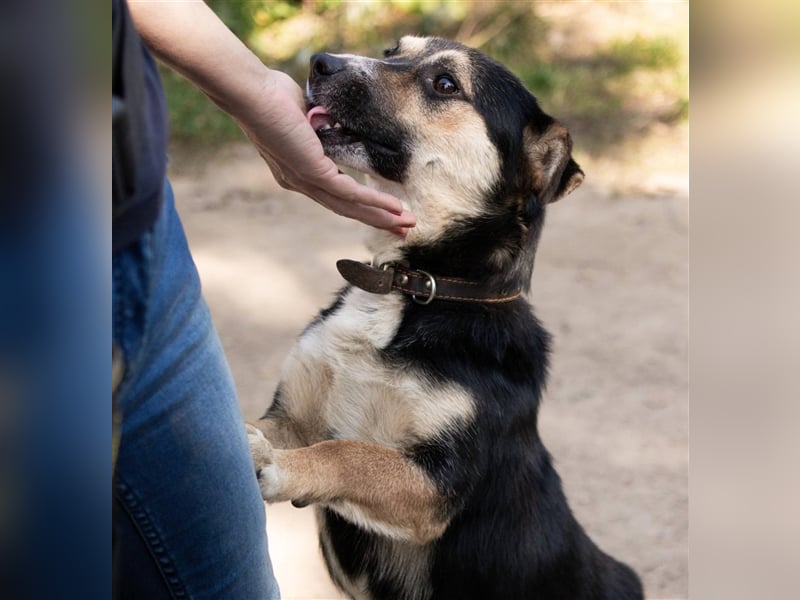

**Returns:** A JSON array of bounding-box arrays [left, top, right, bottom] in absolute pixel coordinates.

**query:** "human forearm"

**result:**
[[128, 0, 272, 118]]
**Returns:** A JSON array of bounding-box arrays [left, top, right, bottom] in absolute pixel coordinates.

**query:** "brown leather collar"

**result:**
[[336, 259, 522, 305]]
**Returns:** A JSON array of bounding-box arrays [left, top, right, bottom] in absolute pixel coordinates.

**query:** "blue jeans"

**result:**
[[112, 182, 279, 599]]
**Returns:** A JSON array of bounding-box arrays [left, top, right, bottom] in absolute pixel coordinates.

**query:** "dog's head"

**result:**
[[306, 36, 583, 289]]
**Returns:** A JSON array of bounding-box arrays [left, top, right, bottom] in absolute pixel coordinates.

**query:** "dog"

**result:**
[[247, 36, 643, 599]]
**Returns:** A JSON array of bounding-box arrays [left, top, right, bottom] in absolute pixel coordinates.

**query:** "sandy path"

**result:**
[[170, 143, 687, 599]]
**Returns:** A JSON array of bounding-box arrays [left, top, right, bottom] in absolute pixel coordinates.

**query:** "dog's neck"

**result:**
[[362, 175, 420, 266], [364, 173, 487, 253], [362, 174, 540, 293]]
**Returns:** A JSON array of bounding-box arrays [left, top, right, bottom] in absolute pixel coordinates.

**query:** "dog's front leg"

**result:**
[[248, 430, 448, 544]]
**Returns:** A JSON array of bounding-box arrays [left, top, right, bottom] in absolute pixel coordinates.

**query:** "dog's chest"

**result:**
[[281, 289, 474, 446]]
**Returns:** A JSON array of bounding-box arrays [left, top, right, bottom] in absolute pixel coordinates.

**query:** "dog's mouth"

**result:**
[[306, 104, 400, 156], [307, 105, 355, 142]]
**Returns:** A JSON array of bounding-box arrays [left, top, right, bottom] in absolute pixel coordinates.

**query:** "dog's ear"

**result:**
[[524, 121, 584, 206]]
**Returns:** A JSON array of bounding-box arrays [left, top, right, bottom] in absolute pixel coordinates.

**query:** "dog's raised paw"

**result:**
[[256, 460, 288, 503], [245, 423, 288, 502], [246, 423, 274, 468]]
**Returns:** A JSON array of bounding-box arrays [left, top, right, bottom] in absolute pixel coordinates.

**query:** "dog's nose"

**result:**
[[310, 53, 347, 78]]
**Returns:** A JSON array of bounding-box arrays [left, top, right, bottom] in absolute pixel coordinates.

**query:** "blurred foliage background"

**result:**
[[162, 0, 687, 171]]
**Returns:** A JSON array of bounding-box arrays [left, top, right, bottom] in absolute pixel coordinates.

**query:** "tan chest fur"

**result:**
[[278, 287, 475, 447]]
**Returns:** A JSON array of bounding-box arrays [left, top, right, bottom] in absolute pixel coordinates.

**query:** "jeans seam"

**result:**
[[114, 476, 190, 599]]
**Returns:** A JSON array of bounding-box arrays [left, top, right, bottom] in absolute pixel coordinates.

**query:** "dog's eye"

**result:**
[[433, 75, 459, 95]]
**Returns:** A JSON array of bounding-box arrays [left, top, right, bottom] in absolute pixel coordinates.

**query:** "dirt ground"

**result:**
[[169, 136, 687, 600]]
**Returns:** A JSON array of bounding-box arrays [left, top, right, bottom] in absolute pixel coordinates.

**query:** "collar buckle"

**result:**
[[410, 270, 437, 305]]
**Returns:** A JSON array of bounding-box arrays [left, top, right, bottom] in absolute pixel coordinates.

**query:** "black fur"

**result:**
[[299, 37, 642, 599], [309, 291, 642, 599]]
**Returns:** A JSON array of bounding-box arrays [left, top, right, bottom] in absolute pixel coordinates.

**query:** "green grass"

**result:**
[[159, 67, 244, 143], [512, 34, 686, 152], [607, 35, 682, 73]]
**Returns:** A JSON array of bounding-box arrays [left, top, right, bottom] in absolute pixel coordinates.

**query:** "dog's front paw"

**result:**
[[245, 423, 288, 502], [256, 460, 289, 503], [246, 423, 274, 468]]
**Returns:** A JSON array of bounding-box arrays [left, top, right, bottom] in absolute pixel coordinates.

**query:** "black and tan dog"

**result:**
[[247, 36, 643, 599]]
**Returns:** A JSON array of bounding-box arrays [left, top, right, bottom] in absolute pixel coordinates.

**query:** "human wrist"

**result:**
[[203, 58, 275, 121], [228, 68, 308, 139]]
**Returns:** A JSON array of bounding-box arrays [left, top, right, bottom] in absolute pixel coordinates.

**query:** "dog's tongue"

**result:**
[[307, 105, 334, 131]]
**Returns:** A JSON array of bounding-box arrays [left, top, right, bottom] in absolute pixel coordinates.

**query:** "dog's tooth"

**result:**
[[333, 122, 343, 129]]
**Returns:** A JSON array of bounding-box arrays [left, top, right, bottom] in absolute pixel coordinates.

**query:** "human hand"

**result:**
[[235, 70, 416, 236], [128, 1, 413, 233]]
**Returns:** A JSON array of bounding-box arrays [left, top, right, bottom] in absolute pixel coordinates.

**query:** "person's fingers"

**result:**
[[389, 227, 411, 238], [310, 189, 416, 230], [323, 171, 406, 216], [258, 139, 409, 216], [321, 198, 416, 230], [251, 129, 417, 229]]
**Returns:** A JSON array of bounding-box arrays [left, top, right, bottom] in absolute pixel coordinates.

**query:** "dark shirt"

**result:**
[[112, 0, 168, 253]]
